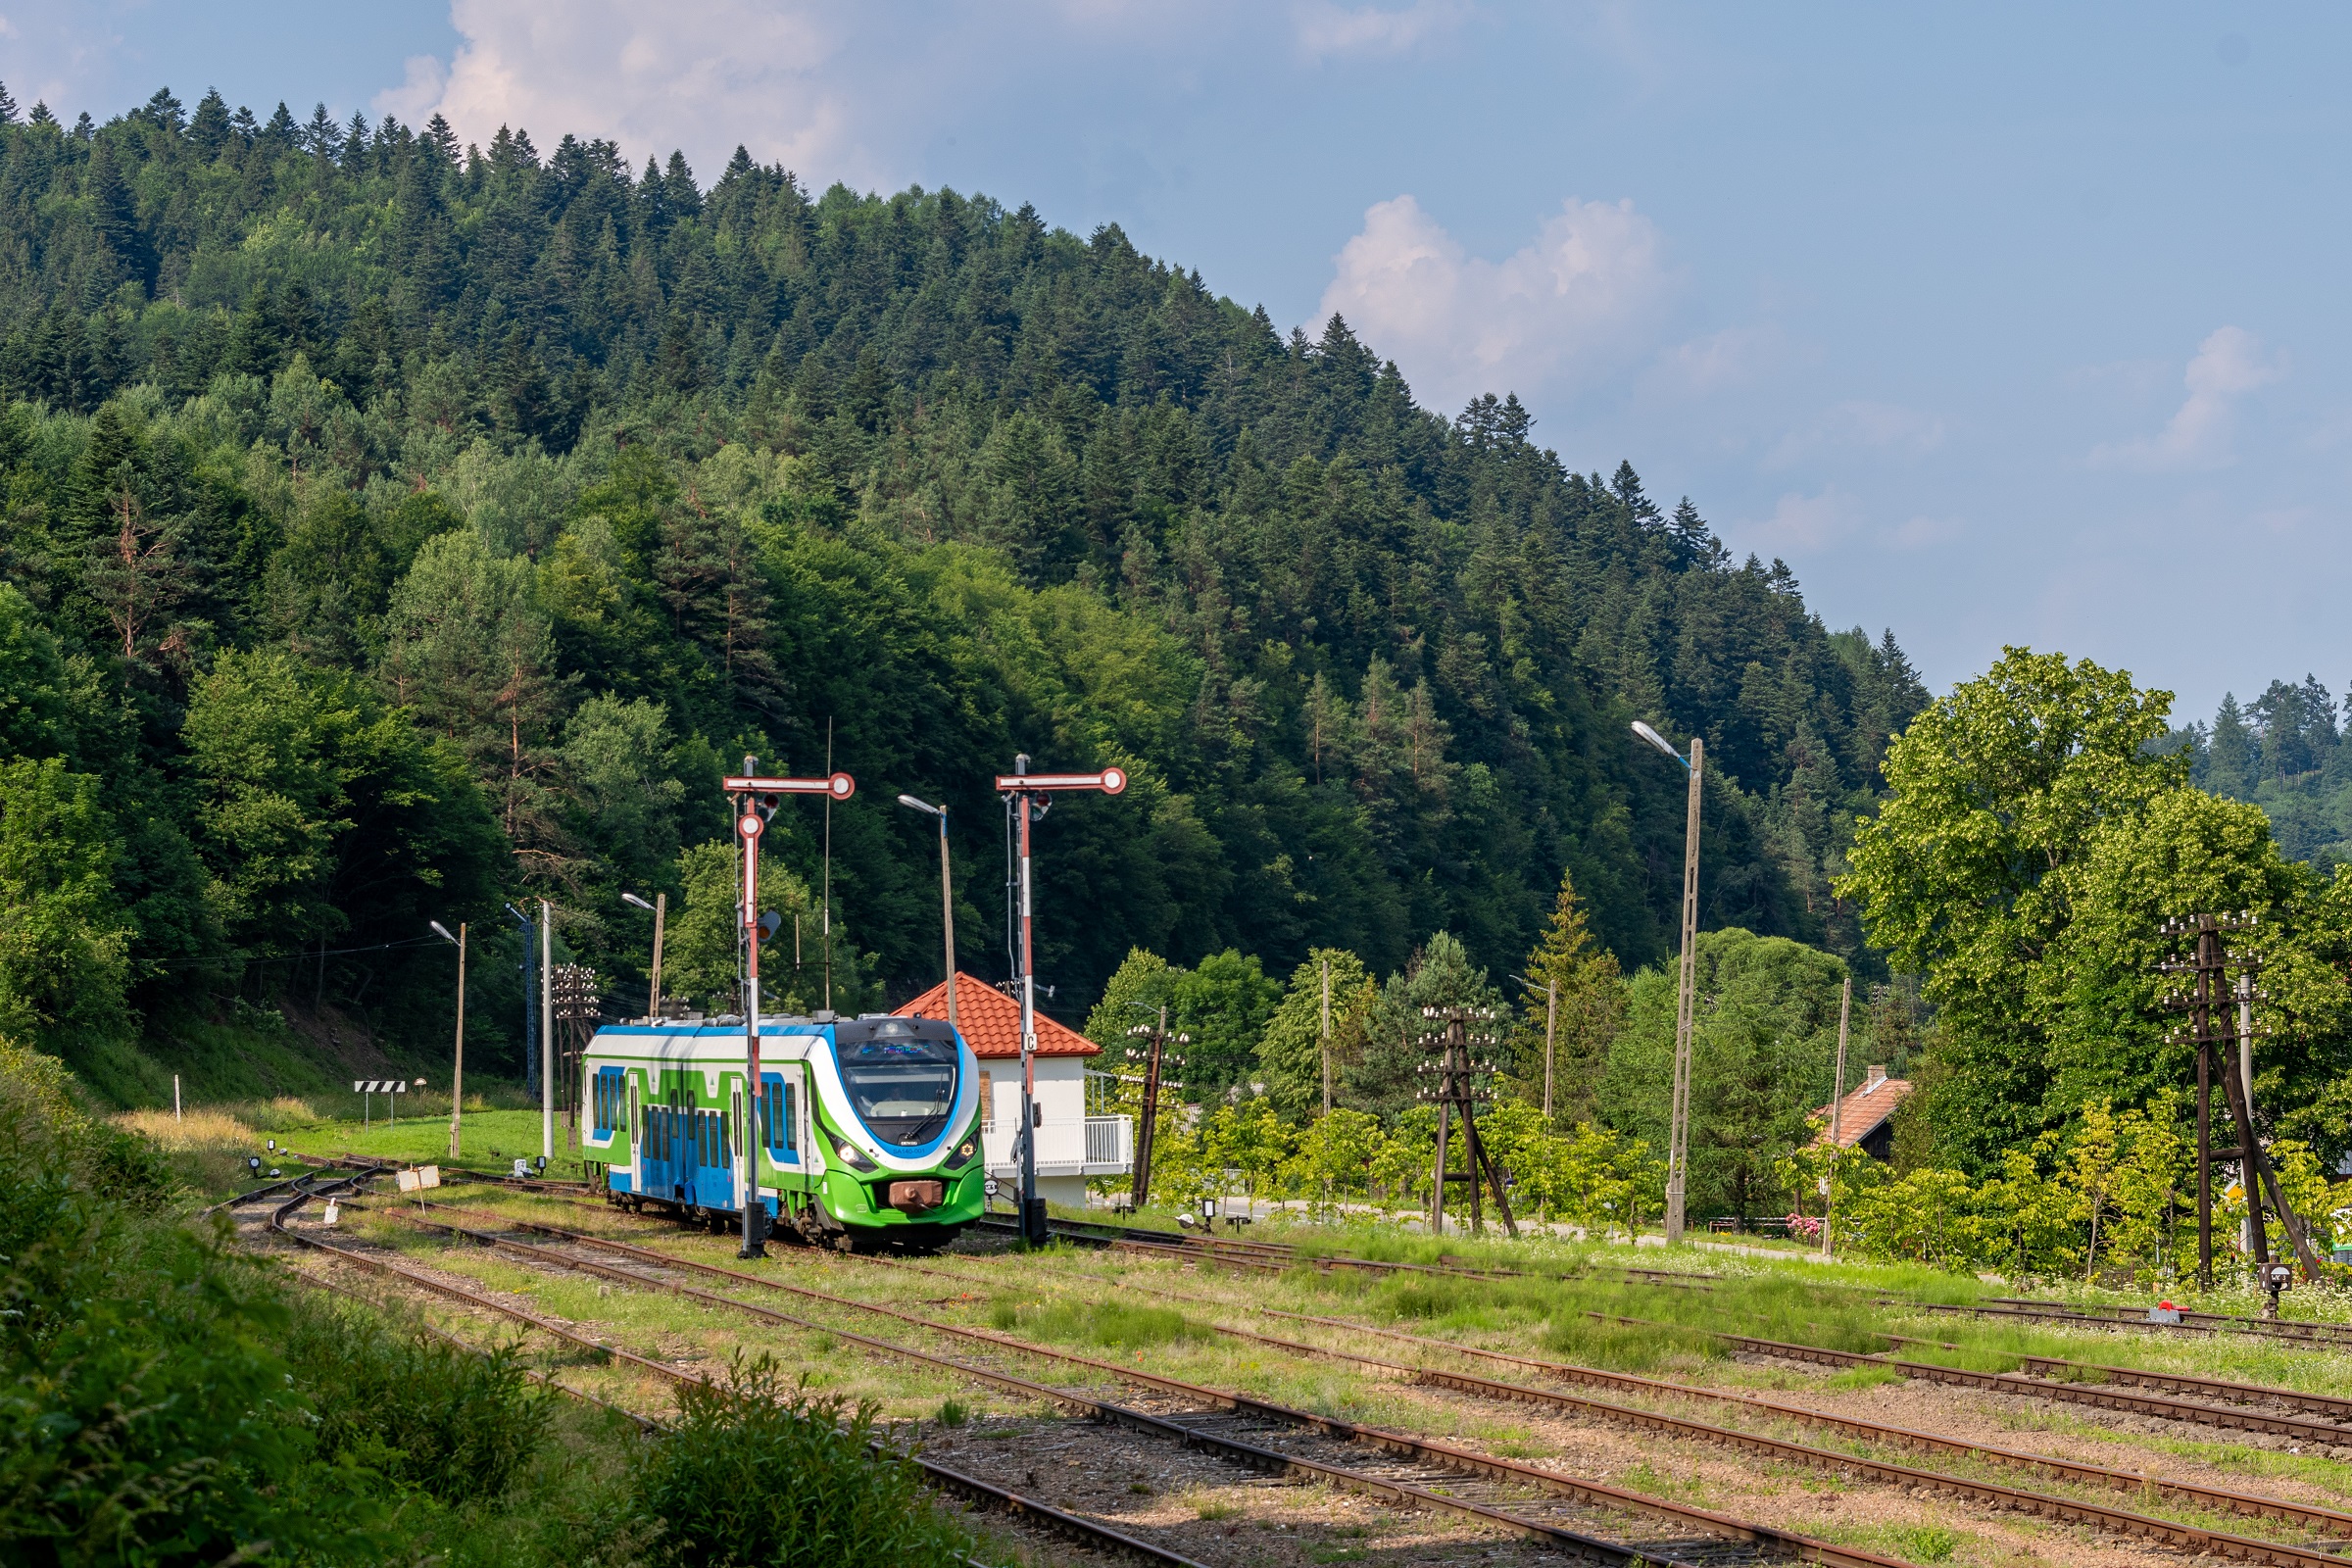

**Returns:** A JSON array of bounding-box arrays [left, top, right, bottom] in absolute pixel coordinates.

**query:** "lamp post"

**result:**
[[431, 920, 466, 1158], [1508, 972, 1560, 1121], [897, 795, 957, 1027], [1633, 719, 1702, 1245], [721, 759, 856, 1260], [540, 900, 554, 1165], [622, 892, 667, 1019], [504, 901, 537, 1135], [994, 756, 1129, 1246]]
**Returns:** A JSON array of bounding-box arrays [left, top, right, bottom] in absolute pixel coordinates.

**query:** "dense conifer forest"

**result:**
[[0, 83, 1928, 1093]]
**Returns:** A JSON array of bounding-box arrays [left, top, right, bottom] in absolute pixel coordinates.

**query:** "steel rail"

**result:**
[[880, 1247, 2352, 1552], [1595, 1313, 2352, 1445], [1916, 1298, 2352, 1349], [269, 1185, 1208, 1568], [368, 1199, 1912, 1568]]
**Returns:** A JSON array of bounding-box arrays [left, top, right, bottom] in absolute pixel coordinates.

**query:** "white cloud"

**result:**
[[1319, 192, 1673, 413], [2089, 325, 2284, 471], [1745, 486, 1864, 554], [379, 0, 870, 186], [1294, 1, 1469, 61], [1769, 399, 1946, 466], [1642, 325, 1792, 399]]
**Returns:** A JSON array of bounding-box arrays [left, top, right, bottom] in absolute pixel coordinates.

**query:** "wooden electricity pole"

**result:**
[[1124, 1008, 1186, 1208], [2163, 912, 2324, 1287], [1415, 1004, 1517, 1239]]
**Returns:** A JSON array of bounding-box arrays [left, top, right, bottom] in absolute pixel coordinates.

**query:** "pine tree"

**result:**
[[0, 81, 18, 126], [1515, 865, 1624, 1126]]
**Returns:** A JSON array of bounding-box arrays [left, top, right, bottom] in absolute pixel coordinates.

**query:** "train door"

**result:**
[[625, 1079, 641, 1187]]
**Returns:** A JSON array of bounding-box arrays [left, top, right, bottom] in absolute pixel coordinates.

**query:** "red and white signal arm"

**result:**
[[724, 772, 858, 800], [995, 766, 1127, 794]]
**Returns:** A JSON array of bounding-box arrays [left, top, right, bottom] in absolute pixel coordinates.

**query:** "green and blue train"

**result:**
[[580, 1011, 986, 1250]]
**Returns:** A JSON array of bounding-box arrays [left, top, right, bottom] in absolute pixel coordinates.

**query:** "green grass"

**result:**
[[992, 1296, 1214, 1351]]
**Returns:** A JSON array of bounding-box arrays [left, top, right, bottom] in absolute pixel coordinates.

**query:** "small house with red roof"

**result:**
[[895, 972, 1132, 1205], [1813, 1064, 1913, 1163]]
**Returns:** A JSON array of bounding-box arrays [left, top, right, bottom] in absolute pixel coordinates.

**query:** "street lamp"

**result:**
[[1509, 971, 1558, 1121], [897, 795, 956, 1027], [431, 920, 466, 1159], [994, 755, 1129, 1246], [1632, 719, 1701, 1245], [621, 891, 667, 1020]]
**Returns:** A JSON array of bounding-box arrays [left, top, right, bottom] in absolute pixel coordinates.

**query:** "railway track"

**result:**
[[263, 1177, 1214, 1568], [872, 1240, 2352, 1551], [1585, 1310, 2352, 1445], [1920, 1297, 2352, 1351], [340, 1196, 1920, 1568], [380, 1196, 2352, 1568]]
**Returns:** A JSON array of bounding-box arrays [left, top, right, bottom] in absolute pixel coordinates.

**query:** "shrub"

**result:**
[[628, 1354, 971, 1567], [283, 1299, 548, 1505]]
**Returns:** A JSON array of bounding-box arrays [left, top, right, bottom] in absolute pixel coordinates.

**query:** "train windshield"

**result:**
[[836, 1035, 959, 1146]]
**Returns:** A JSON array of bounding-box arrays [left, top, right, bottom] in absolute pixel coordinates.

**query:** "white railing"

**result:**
[[1084, 1114, 1132, 1171]]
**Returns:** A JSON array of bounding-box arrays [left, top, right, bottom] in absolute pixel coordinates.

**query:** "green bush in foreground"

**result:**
[[628, 1355, 970, 1568]]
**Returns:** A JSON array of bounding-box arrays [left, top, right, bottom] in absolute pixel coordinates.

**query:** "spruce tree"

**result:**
[[1514, 865, 1624, 1126]]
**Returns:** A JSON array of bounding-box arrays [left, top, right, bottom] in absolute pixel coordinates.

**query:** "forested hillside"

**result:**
[[0, 83, 1926, 1095], [2163, 678, 2352, 869]]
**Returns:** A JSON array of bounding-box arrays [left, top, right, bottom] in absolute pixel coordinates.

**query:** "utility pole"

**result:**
[[540, 901, 554, 1165], [1633, 720, 1702, 1244], [1544, 978, 1558, 1121], [1414, 1004, 1517, 1239], [995, 757, 1129, 1246], [1820, 976, 1849, 1261], [550, 964, 601, 1151], [897, 795, 957, 1026], [2163, 911, 2324, 1287], [723, 759, 857, 1260], [623, 892, 667, 1018], [1320, 957, 1333, 1115], [432, 921, 466, 1159], [1124, 1004, 1186, 1207], [507, 903, 537, 1110]]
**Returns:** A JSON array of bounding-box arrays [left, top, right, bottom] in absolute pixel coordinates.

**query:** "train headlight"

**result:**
[[942, 1137, 980, 1171], [833, 1137, 876, 1171]]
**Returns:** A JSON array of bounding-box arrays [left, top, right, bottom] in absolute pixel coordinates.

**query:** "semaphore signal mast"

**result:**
[[722, 759, 855, 1259]]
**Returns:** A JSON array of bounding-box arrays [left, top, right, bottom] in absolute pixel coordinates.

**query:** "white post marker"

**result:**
[[993, 759, 1128, 1246], [720, 765, 856, 1259]]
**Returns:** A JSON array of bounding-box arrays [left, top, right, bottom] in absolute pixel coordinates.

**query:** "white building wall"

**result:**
[[977, 1056, 1127, 1207]]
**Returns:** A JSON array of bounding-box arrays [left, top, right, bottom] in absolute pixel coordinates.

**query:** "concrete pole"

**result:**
[[540, 901, 554, 1164], [648, 894, 665, 1019], [1665, 737, 1702, 1244], [1320, 957, 1332, 1115], [940, 808, 957, 1027], [1821, 976, 1849, 1260], [1544, 979, 1557, 1121], [448, 923, 466, 1160]]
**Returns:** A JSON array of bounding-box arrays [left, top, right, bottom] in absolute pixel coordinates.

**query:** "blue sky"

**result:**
[[9, 2, 2345, 720]]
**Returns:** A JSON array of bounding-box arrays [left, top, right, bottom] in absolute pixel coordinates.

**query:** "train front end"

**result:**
[[804, 1014, 986, 1247]]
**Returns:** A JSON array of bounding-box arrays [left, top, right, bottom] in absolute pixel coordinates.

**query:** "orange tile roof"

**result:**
[[894, 972, 1100, 1058], [1813, 1070, 1913, 1148]]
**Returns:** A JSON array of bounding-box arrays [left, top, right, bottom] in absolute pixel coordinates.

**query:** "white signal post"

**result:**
[[722, 763, 856, 1260], [994, 757, 1128, 1247]]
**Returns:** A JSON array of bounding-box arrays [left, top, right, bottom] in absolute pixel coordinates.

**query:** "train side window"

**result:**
[[760, 1075, 796, 1159], [593, 1069, 621, 1136], [784, 1081, 798, 1154]]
